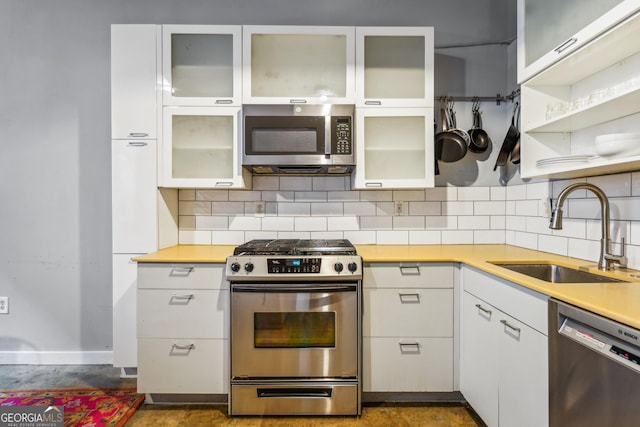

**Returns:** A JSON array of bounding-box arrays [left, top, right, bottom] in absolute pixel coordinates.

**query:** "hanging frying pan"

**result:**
[[493, 102, 520, 171]]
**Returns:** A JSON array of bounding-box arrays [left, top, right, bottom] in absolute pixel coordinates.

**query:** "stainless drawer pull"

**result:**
[[170, 266, 194, 276], [215, 181, 233, 187], [128, 132, 148, 137], [500, 319, 521, 333], [399, 342, 420, 353], [171, 294, 194, 303], [399, 292, 420, 303], [365, 182, 383, 187], [171, 344, 195, 351], [289, 99, 308, 104], [364, 100, 382, 105], [399, 266, 420, 276], [475, 304, 492, 315], [215, 99, 233, 104], [127, 141, 148, 147], [554, 37, 577, 54]]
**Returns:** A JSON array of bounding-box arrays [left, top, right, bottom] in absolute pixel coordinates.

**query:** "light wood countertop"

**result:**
[[135, 244, 640, 329]]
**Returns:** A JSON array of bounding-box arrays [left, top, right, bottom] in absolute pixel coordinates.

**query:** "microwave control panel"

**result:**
[[330, 116, 352, 155]]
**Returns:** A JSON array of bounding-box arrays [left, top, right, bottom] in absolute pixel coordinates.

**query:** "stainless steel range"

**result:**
[[226, 239, 362, 416]]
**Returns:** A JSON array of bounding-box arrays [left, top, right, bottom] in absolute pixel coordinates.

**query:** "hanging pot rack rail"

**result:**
[[436, 89, 520, 105]]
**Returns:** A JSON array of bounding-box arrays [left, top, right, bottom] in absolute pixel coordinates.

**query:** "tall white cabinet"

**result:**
[[111, 25, 161, 371]]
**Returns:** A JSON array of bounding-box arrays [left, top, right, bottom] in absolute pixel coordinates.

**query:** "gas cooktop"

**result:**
[[232, 239, 357, 256]]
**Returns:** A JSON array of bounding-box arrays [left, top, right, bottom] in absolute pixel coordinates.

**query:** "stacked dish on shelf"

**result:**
[[594, 133, 640, 158], [536, 155, 596, 168]]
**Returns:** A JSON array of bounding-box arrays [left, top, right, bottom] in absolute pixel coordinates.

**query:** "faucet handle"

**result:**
[[605, 237, 627, 269]]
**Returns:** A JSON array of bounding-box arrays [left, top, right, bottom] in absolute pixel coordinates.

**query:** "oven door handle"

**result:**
[[257, 387, 332, 398], [231, 284, 357, 292]]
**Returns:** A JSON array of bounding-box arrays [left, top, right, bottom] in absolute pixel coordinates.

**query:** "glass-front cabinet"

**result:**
[[520, 8, 640, 179], [517, 0, 640, 83], [162, 25, 242, 106], [356, 27, 433, 108], [161, 106, 249, 188], [242, 26, 355, 104], [352, 108, 434, 189]]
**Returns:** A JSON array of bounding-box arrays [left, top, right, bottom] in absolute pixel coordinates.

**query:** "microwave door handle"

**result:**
[[325, 116, 331, 157]]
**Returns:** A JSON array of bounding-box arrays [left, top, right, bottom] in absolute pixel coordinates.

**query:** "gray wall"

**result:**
[[0, 0, 515, 356]]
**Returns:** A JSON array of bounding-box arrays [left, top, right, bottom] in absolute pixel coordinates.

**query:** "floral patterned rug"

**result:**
[[0, 388, 145, 427]]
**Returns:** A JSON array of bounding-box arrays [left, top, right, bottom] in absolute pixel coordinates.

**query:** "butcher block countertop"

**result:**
[[134, 244, 640, 329]]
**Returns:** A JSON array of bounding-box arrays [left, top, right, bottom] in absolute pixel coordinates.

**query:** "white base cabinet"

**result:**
[[137, 263, 228, 394], [362, 263, 454, 392], [460, 266, 548, 427]]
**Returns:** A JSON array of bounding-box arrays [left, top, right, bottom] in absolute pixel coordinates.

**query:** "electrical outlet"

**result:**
[[254, 201, 266, 217], [540, 198, 551, 218], [395, 201, 408, 216], [0, 297, 8, 314]]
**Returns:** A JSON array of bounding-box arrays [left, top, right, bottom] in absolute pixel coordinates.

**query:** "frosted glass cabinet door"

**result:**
[[162, 106, 246, 188], [517, 0, 640, 82], [353, 108, 434, 189], [162, 25, 242, 106], [356, 27, 434, 107], [243, 26, 355, 104]]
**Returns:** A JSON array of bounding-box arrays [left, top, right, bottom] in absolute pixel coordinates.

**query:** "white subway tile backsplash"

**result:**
[[409, 230, 441, 244], [328, 216, 360, 231], [458, 215, 490, 230], [525, 182, 550, 200], [229, 191, 262, 202], [490, 186, 506, 201], [376, 230, 409, 244], [179, 215, 195, 229], [311, 202, 344, 216], [262, 217, 294, 231], [179, 201, 212, 216], [458, 187, 490, 201], [179, 189, 196, 200], [567, 238, 599, 264], [505, 200, 516, 215], [212, 231, 247, 244], [195, 216, 228, 230], [211, 201, 245, 215], [312, 176, 348, 191], [632, 172, 640, 197], [360, 191, 393, 202], [229, 216, 261, 231], [474, 230, 505, 244], [474, 201, 505, 216], [328, 191, 360, 202], [426, 186, 456, 201], [344, 230, 377, 244], [549, 217, 586, 239], [252, 176, 279, 190], [505, 216, 526, 231], [631, 221, 640, 245], [376, 202, 396, 216], [262, 191, 295, 202], [409, 201, 441, 216], [510, 231, 538, 250], [295, 191, 327, 202], [442, 230, 473, 244], [425, 216, 457, 230], [245, 231, 278, 241], [344, 201, 377, 216], [280, 176, 312, 191], [294, 217, 327, 231], [442, 201, 474, 215], [490, 216, 506, 230], [506, 185, 527, 200], [311, 231, 345, 240], [360, 216, 392, 230], [393, 216, 425, 230], [526, 216, 553, 235], [179, 230, 212, 244], [393, 190, 426, 201], [514, 200, 538, 216], [587, 173, 631, 197], [538, 234, 568, 256], [196, 189, 228, 201], [278, 202, 310, 216]]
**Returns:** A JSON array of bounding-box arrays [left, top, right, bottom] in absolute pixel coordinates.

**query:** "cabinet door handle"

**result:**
[[289, 99, 308, 104], [399, 292, 420, 303], [170, 266, 194, 276], [215, 99, 233, 104], [128, 132, 148, 138], [364, 100, 382, 105], [500, 319, 521, 333], [171, 344, 195, 351], [399, 266, 420, 276], [171, 294, 194, 302], [475, 303, 492, 316], [215, 181, 233, 187], [365, 182, 383, 187], [399, 342, 420, 353], [127, 141, 148, 147], [554, 37, 578, 54]]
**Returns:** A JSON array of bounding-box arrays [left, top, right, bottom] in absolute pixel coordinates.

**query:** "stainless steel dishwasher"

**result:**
[[549, 299, 640, 427]]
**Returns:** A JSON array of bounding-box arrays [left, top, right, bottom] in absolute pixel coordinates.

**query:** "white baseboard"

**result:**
[[0, 351, 113, 365]]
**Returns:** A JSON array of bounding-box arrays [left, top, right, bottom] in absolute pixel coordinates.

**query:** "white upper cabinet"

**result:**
[[352, 108, 434, 189], [161, 106, 250, 188], [356, 27, 434, 108], [162, 25, 242, 106], [243, 26, 355, 104], [111, 25, 159, 139], [520, 7, 640, 179], [517, 0, 640, 83]]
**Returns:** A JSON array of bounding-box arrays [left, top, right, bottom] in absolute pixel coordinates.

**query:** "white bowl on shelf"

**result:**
[[594, 133, 640, 158]]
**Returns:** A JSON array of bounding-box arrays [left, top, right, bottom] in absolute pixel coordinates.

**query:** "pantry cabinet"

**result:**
[[137, 263, 229, 394], [161, 25, 242, 106], [242, 26, 355, 104], [356, 27, 434, 108], [460, 266, 548, 427], [352, 108, 434, 189], [161, 106, 250, 188], [517, 0, 640, 84], [111, 24, 159, 140], [519, 4, 640, 179], [362, 263, 454, 392]]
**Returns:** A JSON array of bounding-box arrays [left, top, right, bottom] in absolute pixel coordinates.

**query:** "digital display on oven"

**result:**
[[267, 258, 321, 273]]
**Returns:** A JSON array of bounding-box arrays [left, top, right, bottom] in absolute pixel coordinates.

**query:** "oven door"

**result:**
[[231, 283, 359, 380]]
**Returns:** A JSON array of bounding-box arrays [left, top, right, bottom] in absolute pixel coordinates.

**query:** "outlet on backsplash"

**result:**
[[254, 201, 266, 218], [395, 201, 408, 216]]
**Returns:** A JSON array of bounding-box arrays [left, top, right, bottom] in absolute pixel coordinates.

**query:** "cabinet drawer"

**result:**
[[137, 338, 228, 394], [363, 263, 453, 289], [137, 263, 227, 290], [363, 337, 453, 392], [137, 289, 228, 339], [463, 266, 548, 335], [363, 288, 453, 337]]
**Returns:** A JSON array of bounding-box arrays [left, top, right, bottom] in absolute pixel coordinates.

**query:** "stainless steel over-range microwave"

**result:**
[[242, 104, 354, 175]]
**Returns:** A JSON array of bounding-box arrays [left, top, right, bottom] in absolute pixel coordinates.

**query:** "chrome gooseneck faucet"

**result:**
[[550, 183, 627, 270]]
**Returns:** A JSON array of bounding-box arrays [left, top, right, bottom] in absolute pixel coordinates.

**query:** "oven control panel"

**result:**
[[267, 258, 321, 274]]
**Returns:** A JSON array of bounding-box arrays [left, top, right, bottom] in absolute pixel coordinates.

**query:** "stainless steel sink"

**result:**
[[490, 263, 628, 283]]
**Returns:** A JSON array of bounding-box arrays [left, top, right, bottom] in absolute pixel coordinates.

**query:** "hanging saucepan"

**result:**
[[467, 98, 491, 153], [509, 102, 522, 164], [434, 104, 468, 163], [493, 102, 520, 171]]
